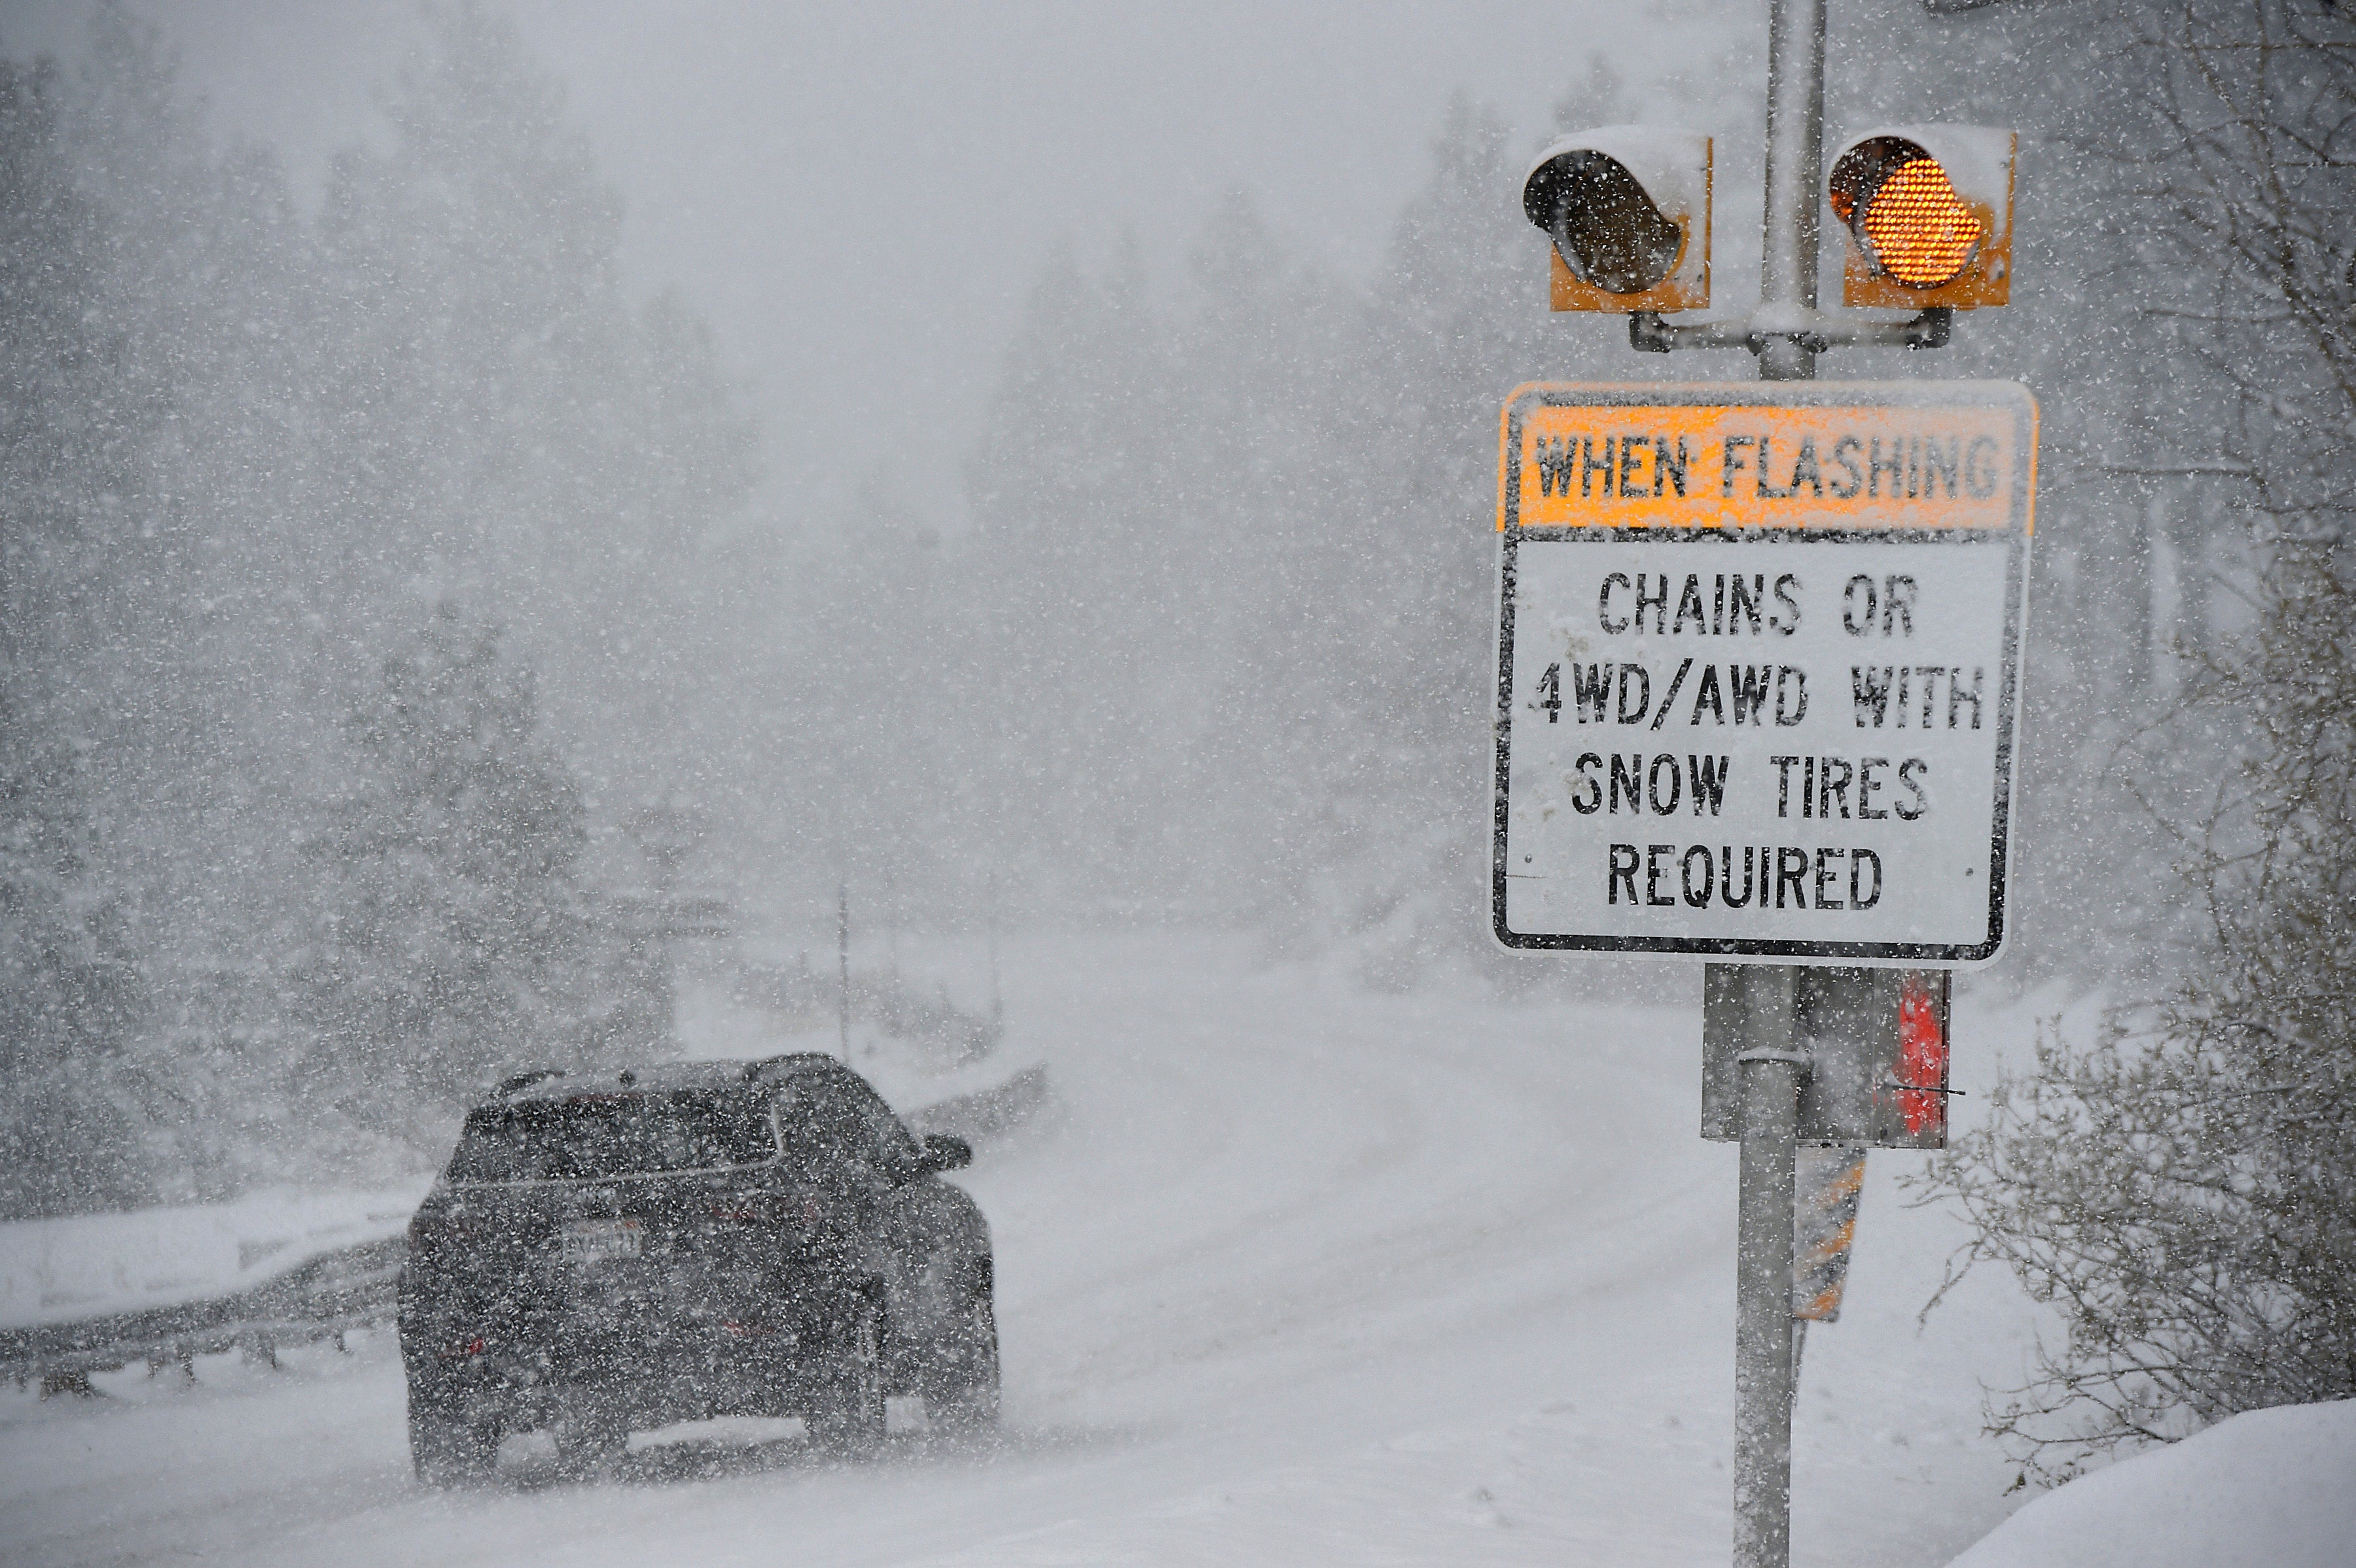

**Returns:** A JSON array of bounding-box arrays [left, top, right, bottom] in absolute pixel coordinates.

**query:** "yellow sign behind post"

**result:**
[[1492, 382, 2035, 963]]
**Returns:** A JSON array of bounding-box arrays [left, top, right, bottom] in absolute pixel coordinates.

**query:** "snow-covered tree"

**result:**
[[0, 739, 151, 1218], [311, 2, 757, 784], [0, 45, 158, 1217], [1919, 0, 2356, 1482], [0, 6, 758, 1205], [293, 606, 663, 1140], [1925, 553, 2356, 1481]]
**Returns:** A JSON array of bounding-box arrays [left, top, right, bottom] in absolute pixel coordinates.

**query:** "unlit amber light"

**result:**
[[1860, 158, 1980, 286]]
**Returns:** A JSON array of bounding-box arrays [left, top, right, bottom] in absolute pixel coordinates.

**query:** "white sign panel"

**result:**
[[1491, 382, 2035, 963]]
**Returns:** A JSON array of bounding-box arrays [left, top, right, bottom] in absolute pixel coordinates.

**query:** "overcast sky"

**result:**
[[1, 0, 1751, 529]]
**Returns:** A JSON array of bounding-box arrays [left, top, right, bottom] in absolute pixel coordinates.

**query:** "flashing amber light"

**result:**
[[1833, 156, 1980, 287]]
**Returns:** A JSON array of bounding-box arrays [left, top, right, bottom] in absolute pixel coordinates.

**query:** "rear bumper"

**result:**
[[399, 1281, 860, 1431], [407, 1324, 844, 1431]]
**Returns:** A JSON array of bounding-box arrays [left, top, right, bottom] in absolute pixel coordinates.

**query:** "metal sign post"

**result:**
[[1730, 965, 1803, 1568], [1490, 5, 2033, 1564], [1751, 12, 1851, 1556], [1757, 0, 1829, 386]]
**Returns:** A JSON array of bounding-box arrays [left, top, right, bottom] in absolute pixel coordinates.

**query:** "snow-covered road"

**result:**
[[1, 935, 2046, 1566]]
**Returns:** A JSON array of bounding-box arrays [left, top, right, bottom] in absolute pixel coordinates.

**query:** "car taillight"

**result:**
[[435, 1336, 488, 1361]]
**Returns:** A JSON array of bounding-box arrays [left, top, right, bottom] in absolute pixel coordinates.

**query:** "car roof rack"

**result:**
[[491, 1069, 565, 1098]]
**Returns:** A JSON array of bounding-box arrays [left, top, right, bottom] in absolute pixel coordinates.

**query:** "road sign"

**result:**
[[1492, 382, 2035, 962]]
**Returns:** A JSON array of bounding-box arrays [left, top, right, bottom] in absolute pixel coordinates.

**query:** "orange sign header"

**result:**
[[1497, 382, 2037, 533]]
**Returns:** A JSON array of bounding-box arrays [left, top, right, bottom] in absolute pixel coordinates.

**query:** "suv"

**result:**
[[397, 1054, 998, 1484]]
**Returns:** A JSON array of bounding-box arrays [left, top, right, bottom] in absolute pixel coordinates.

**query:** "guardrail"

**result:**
[[3, 1236, 405, 1397], [5, 1066, 1054, 1398]]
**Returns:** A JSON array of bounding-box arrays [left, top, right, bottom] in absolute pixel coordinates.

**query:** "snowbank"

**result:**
[[0, 1185, 426, 1330], [1949, 1400, 2356, 1568]]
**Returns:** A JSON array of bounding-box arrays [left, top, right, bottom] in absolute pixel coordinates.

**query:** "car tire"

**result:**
[[810, 1290, 887, 1458], [408, 1394, 499, 1488], [554, 1394, 630, 1479], [927, 1260, 1001, 1433]]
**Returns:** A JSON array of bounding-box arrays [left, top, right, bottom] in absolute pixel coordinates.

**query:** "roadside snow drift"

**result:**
[[1948, 1400, 2356, 1568]]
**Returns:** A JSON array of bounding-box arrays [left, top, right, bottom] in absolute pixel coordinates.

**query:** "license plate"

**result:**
[[560, 1219, 643, 1264]]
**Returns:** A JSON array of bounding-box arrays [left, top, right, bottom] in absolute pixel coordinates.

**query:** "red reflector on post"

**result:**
[[1896, 976, 1948, 1135]]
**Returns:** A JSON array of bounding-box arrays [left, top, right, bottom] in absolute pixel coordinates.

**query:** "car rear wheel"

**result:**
[[809, 1291, 886, 1457], [554, 1394, 630, 1478], [408, 1395, 499, 1488], [927, 1266, 1001, 1433]]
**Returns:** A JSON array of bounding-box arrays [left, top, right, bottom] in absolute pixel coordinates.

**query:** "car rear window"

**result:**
[[447, 1091, 776, 1183]]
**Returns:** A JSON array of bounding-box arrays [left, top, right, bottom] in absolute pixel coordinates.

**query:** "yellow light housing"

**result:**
[[1521, 129, 1712, 313], [1827, 126, 2014, 310], [1533, 151, 1683, 294]]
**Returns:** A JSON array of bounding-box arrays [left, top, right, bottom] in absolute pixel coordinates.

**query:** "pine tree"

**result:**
[[0, 48, 157, 1217], [312, 3, 756, 785], [1, 7, 754, 1202], [0, 738, 151, 1217], [958, 238, 1177, 905], [294, 607, 663, 1138]]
